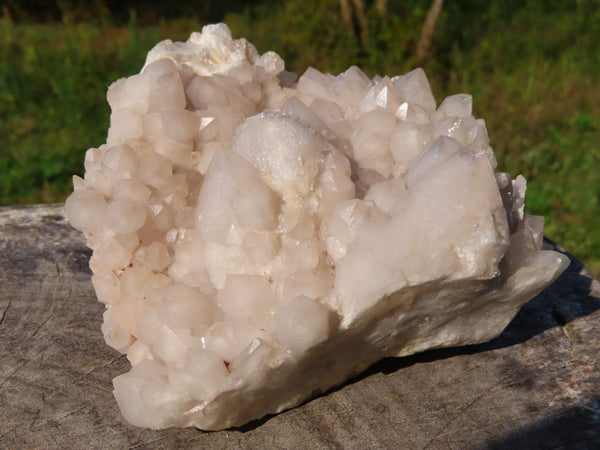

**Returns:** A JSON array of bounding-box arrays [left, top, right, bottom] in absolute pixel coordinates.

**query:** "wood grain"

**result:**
[[1, 204, 598, 449]]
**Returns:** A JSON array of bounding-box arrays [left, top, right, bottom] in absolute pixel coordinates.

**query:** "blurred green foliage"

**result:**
[[1, 0, 599, 274]]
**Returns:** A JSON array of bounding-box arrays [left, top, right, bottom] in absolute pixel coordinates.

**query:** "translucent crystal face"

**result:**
[[65, 23, 568, 430]]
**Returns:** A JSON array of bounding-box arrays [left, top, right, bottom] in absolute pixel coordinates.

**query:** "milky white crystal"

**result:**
[[65, 23, 568, 430]]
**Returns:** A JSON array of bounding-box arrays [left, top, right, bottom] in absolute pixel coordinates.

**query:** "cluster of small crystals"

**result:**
[[65, 24, 523, 427]]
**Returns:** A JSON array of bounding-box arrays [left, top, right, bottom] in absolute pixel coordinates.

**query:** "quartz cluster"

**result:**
[[65, 23, 568, 430]]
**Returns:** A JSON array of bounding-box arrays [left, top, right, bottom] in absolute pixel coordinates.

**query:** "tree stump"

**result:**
[[1, 204, 598, 449]]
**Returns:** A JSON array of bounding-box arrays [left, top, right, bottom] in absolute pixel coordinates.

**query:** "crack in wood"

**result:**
[[0, 299, 11, 327], [77, 354, 126, 381], [0, 419, 29, 441], [56, 402, 95, 421], [0, 360, 31, 391], [22, 273, 62, 346], [0, 344, 50, 392], [422, 373, 518, 449], [128, 432, 184, 449], [28, 410, 40, 431], [26, 305, 56, 342]]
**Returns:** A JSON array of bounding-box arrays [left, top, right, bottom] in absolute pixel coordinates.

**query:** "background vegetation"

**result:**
[[1, 0, 598, 275]]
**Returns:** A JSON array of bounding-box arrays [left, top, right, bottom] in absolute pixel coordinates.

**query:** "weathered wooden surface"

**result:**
[[0, 203, 598, 449]]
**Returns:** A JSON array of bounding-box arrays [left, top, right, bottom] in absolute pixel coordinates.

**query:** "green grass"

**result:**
[[1, 1, 599, 275]]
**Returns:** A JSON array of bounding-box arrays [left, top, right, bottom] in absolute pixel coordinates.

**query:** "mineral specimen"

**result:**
[[65, 23, 568, 430]]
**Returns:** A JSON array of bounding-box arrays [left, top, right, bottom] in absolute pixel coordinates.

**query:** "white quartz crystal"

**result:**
[[65, 23, 568, 430]]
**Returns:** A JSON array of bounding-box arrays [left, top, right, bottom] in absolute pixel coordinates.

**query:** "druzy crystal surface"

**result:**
[[65, 23, 568, 430]]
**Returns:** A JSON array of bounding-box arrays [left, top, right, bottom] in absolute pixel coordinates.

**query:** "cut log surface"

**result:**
[[0, 203, 598, 449]]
